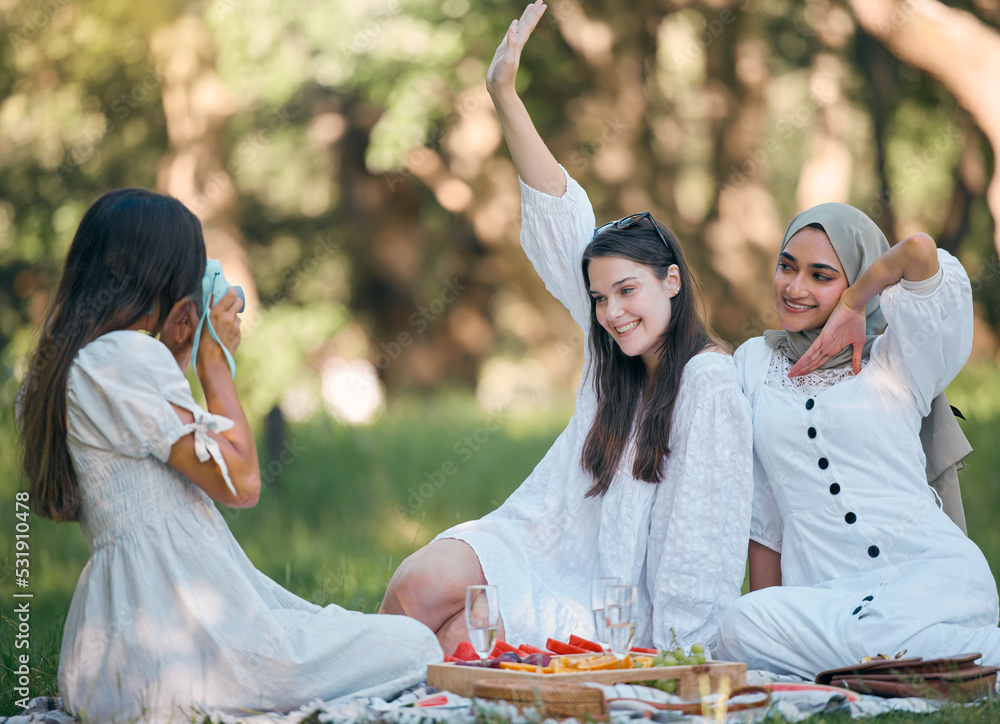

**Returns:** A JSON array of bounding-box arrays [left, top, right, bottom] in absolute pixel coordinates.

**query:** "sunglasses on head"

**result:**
[[593, 211, 670, 249]]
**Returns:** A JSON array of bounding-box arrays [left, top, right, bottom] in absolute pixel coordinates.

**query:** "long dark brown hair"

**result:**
[[18, 189, 206, 521], [581, 217, 717, 497]]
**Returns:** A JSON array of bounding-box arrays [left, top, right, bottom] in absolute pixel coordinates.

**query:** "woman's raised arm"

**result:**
[[487, 1, 565, 198], [788, 233, 940, 377]]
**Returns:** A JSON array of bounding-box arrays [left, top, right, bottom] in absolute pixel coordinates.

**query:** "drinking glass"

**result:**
[[604, 584, 637, 668], [590, 576, 620, 654], [465, 584, 499, 663]]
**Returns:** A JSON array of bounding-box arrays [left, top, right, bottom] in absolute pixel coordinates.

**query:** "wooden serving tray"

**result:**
[[427, 655, 747, 699]]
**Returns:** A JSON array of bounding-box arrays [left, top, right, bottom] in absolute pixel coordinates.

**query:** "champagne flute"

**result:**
[[591, 576, 620, 655], [465, 584, 499, 664], [604, 584, 637, 668]]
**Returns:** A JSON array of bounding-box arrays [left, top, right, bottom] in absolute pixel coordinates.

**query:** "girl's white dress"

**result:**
[[434, 169, 754, 650], [717, 250, 1000, 677], [60, 331, 442, 722]]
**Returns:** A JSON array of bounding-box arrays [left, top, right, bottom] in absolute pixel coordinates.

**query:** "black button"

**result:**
[[868, 545, 880, 558], [818, 458, 829, 469], [806, 399, 815, 410], [808, 427, 817, 439], [830, 483, 841, 495], [863, 596, 874, 602], [852, 606, 862, 615], [845, 512, 857, 524]]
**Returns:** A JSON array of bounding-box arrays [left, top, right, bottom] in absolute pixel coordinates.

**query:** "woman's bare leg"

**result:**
[[380, 539, 504, 654]]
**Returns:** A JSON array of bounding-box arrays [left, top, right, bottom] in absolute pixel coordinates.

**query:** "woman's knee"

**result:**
[[383, 539, 485, 622]]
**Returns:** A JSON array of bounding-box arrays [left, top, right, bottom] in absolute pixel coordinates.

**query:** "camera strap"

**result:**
[[192, 298, 238, 379]]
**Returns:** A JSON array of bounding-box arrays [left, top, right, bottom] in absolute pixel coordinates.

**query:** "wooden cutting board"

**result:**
[[427, 656, 747, 699]]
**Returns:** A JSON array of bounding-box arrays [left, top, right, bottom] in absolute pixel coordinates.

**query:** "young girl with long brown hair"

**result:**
[[19, 189, 440, 722], [381, 1, 754, 655]]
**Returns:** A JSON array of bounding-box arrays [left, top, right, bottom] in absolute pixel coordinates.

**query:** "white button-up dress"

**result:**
[[717, 250, 1000, 677], [435, 168, 754, 650]]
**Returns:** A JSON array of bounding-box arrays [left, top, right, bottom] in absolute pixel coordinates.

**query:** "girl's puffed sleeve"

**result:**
[[519, 166, 597, 331], [67, 332, 237, 494], [876, 249, 973, 416]]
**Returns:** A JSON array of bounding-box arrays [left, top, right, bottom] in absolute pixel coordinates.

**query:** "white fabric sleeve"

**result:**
[[875, 249, 973, 415], [749, 453, 782, 552], [67, 332, 236, 494], [644, 359, 754, 649], [519, 166, 598, 330], [898, 266, 943, 295]]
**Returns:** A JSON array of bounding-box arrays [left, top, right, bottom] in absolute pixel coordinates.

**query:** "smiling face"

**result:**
[[588, 255, 680, 369], [773, 226, 850, 332]]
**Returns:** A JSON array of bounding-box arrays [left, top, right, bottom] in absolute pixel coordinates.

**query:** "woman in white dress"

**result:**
[[381, 1, 754, 655], [18, 189, 441, 722], [715, 202, 1000, 677]]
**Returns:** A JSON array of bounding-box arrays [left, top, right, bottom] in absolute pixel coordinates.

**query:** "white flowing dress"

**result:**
[[59, 331, 442, 723], [716, 250, 1000, 678], [434, 168, 754, 650]]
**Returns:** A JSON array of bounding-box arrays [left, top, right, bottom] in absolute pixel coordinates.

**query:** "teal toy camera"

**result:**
[[191, 260, 245, 378]]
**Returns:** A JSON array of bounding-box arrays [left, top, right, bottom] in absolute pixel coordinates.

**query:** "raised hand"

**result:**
[[486, 1, 547, 98], [787, 295, 867, 377]]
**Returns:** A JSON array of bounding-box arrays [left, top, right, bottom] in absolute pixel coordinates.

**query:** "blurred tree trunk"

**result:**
[[149, 15, 257, 311], [704, 10, 782, 337], [846, 0, 1000, 256], [795, 53, 852, 211], [857, 31, 900, 242]]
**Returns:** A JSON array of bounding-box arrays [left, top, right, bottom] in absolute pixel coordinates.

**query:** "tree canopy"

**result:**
[[2, 0, 998, 437]]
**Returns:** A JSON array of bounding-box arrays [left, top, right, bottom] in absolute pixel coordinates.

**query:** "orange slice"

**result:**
[[498, 662, 555, 673], [575, 654, 630, 671]]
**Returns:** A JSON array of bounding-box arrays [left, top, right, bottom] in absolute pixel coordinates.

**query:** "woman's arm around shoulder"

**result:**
[[789, 233, 943, 377]]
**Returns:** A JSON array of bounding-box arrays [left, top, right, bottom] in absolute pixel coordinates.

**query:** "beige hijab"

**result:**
[[765, 203, 971, 531]]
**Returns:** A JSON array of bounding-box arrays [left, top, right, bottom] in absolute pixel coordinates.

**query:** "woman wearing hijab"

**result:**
[[715, 203, 1000, 677]]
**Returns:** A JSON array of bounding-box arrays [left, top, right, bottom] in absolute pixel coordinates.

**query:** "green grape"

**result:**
[[694, 653, 707, 664], [661, 655, 678, 667], [671, 647, 685, 660], [690, 643, 706, 654], [661, 679, 678, 694], [683, 656, 698, 665]]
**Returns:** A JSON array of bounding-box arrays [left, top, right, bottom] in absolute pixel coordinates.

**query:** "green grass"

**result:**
[[2, 362, 1000, 720]]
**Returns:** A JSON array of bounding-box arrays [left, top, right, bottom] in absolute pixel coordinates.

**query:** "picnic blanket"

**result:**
[[1, 671, 980, 724]]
